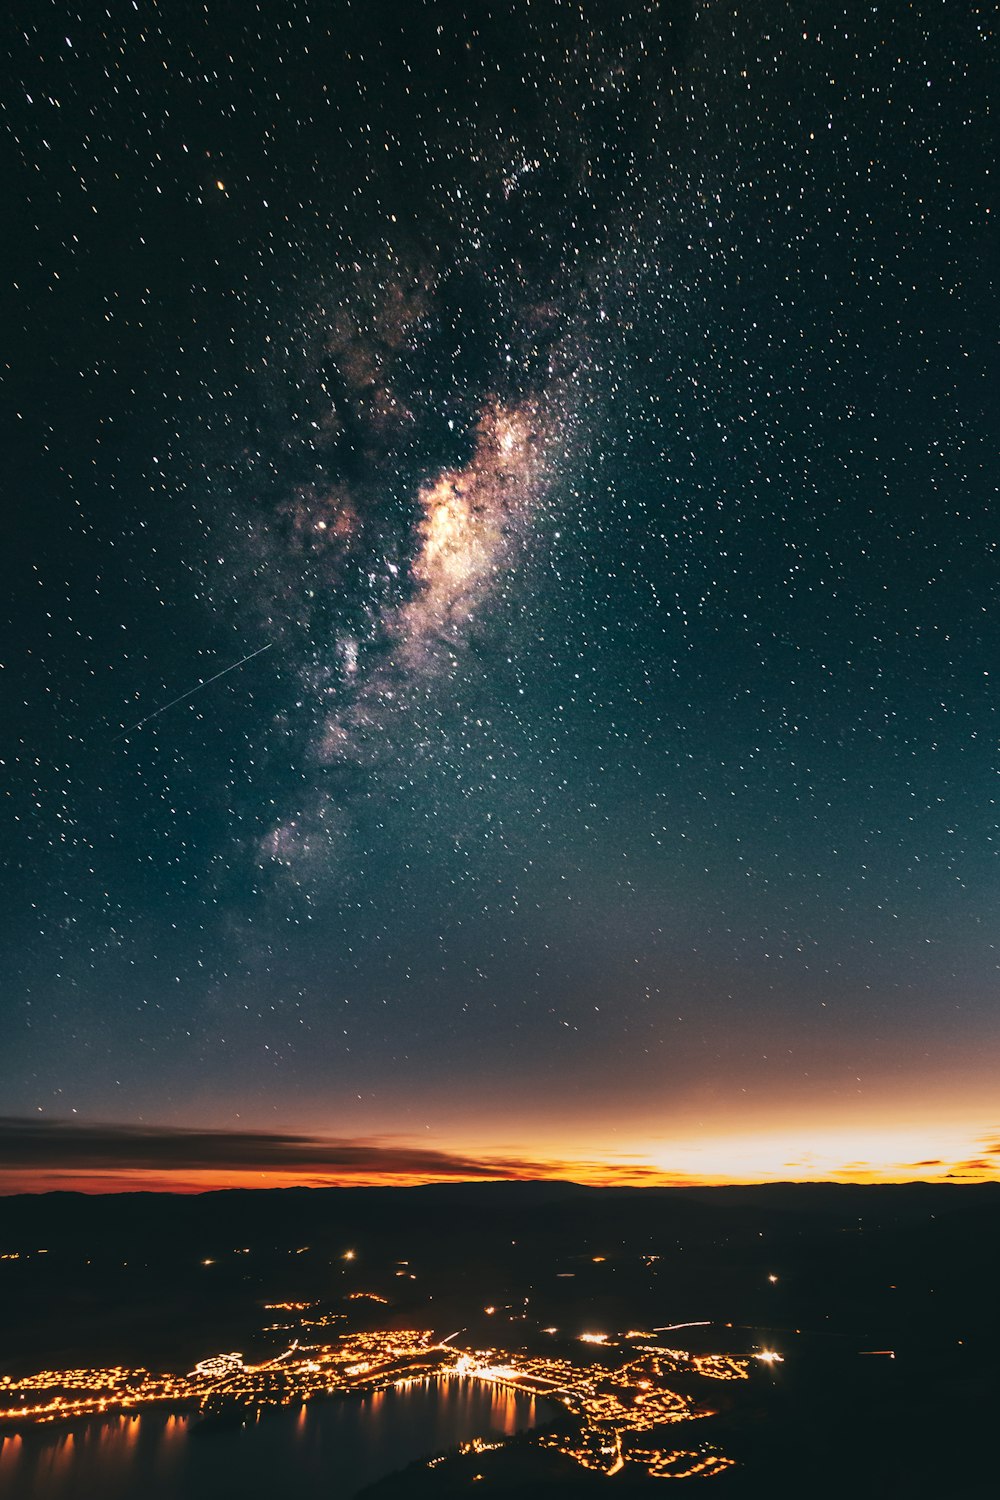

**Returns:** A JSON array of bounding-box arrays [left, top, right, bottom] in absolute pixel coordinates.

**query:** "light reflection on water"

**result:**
[[0, 1376, 547, 1500]]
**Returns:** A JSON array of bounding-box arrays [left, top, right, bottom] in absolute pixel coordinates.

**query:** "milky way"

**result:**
[[258, 390, 572, 878], [234, 20, 674, 884]]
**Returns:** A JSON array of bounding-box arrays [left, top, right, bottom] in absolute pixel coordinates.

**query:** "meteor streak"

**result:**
[[114, 642, 273, 741]]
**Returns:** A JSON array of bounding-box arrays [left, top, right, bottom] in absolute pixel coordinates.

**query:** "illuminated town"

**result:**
[[0, 1304, 752, 1483], [2, 1178, 993, 1499]]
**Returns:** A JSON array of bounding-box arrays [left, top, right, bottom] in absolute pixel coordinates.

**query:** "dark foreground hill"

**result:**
[[2, 1180, 999, 1365], [2, 1181, 998, 1496]]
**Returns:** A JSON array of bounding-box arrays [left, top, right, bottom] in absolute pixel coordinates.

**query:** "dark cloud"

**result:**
[[0, 1119, 708, 1193], [0, 1116, 554, 1179]]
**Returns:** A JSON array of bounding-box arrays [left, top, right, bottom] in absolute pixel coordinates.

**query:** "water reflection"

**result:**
[[0, 1376, 550, 1500], [0, 1432, 24, 1484]]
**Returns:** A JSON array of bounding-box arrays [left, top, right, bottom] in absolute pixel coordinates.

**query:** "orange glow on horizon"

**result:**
[[0, 1120, 998, 1196]]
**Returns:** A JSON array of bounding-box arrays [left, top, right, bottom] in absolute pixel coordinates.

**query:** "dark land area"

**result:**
[[2, 1180, 998, 1496]]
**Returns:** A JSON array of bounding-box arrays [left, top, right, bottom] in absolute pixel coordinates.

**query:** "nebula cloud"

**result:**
[[257, 390, 567, 878], [218, 14, 684, 887]]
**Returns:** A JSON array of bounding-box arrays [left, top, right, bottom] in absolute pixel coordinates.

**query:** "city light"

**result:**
[[0, 1314, 751, 1482]]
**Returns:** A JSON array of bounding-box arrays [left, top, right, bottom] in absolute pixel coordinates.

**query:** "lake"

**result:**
[[0, 1375, 550, 1499]]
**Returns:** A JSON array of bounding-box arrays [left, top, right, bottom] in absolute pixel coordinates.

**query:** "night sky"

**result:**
[[2, 1, 996, 1190]]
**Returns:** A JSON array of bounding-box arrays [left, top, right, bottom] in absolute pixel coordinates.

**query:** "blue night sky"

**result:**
[[1, 1, 996, 1189]]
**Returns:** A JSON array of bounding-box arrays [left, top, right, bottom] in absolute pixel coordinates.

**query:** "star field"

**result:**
[[1, 1, 997, 1183]]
